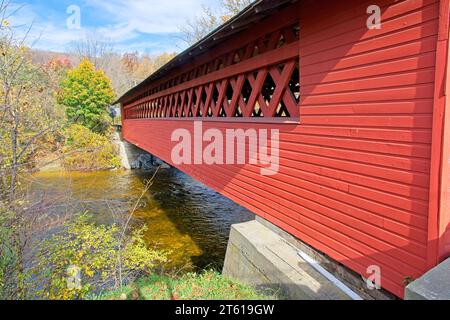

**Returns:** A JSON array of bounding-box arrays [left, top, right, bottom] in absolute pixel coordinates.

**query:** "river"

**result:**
[[28, 168, 254, 272]]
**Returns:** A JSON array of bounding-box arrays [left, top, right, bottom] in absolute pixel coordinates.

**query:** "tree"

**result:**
[[221, 0, 252, 16], [105, 52, 176, 97], [0, 2, 67, 299], [179, 0, 253, 46], [179, 5, 220, 46], [57, 59, 115, 133], [72, 32, 114, 70]]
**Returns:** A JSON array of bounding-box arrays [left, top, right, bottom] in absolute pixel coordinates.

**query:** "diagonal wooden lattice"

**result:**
[[124, 21, 300, 120]]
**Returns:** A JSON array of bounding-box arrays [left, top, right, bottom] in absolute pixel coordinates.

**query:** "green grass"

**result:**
[[94, 271, 278, 300]]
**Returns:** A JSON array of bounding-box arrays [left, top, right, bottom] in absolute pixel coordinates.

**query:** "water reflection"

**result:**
[[29, 168, 254, 271]]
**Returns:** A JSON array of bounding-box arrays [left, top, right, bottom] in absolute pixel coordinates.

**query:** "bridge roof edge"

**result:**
[[113, 0, 298, 105]]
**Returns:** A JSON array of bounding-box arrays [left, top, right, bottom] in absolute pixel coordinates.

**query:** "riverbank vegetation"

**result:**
[[33, 214, 167, 300], [0, 0, 268, 301], [62, 124, 121, 171], [96, 271, 275, 300]]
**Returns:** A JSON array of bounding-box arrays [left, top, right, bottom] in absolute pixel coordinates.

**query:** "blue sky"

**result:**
[[9, 0, 220, 54]]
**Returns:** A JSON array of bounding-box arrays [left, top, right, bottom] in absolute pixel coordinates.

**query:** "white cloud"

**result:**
[[8, 0, 219, 53], [85, 0, 207, 34]]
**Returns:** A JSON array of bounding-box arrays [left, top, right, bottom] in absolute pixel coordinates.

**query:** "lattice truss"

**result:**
[[124, 23, 300, 119]]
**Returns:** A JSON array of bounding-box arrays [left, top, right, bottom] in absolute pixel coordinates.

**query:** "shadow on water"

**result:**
[[29, 167, 254, 272], [135, 168, 255, 271]]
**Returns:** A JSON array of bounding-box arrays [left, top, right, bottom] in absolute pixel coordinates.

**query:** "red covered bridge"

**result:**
[[116, 0, 450, 298]]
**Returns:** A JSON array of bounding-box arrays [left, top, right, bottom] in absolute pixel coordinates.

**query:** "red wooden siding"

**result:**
[[121, 0, 450, 298], [435, 0, 450, 264], [428, 0, 450, 267]]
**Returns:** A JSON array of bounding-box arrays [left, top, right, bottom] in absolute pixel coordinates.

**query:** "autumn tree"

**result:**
[[221, 0, 252, 16], [0, 2, 67, 298], [107, 52, 176, 96], [57, 59, 115, 133], [179, 0, 253, 45], [72, 32, 114, 70]]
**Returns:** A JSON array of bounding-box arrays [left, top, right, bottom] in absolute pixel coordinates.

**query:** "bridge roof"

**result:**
[[114, 0, 297, 105]]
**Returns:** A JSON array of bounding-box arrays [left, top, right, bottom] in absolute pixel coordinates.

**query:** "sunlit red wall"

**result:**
[[122, 0, 450, 298]]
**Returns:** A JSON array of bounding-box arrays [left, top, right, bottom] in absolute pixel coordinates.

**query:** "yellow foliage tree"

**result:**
[[57, 59, 116, 133]]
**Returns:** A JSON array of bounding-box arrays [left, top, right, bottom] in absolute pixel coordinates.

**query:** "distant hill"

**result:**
[[30, 49, 78, 66]]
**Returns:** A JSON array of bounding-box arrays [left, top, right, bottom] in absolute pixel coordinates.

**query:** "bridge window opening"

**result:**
[[177, 96, 182, 115], [184, 92, 189, 106], [293, 25, 299, 39], [218, 60, 225, 70], [193, 90, 198, 106], [163, 101, 166, 117], [201, 89, 208, 105], [262, 73, 276, 106], [212, 86, 220, 106], [234, 106, 243, 117], [226, 82, 234, 104], [277, 34, 286, 49], [242, 79, 252, 103], [219, 106, 227, 117], [275, 101, 290, 117], [160, 103, 164, 118], [252, 45, 259, 57], [289, 63, 300, 103], [206, 106, 213, 117], [233, 52, 241, 64], [252, 103, 264, 117]]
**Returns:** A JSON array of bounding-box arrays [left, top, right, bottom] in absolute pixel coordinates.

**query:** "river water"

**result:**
[[29, 168, 254, 271]]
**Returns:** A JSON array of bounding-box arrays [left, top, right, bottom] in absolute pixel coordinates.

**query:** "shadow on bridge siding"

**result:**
[[121, 0, 438, 298]]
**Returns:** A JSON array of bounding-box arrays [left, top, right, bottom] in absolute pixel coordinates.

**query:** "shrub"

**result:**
[[32, 214, 167, 300], [62, 124, 121, 171]]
